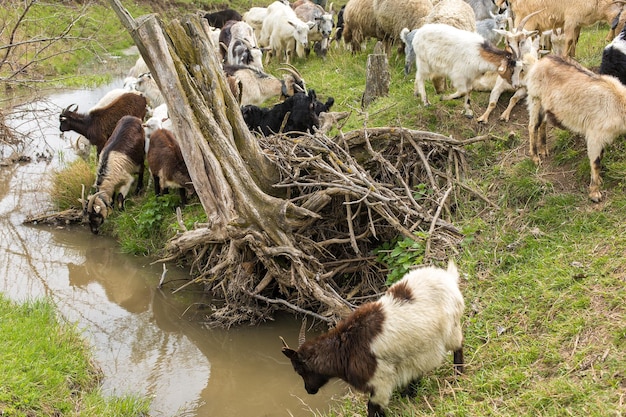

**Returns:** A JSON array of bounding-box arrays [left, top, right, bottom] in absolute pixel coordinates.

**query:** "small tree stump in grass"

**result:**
[[362, 41, 390, 108]]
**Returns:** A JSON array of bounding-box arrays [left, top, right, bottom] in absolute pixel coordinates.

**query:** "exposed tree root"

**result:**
[[160, 127, 490, 327]]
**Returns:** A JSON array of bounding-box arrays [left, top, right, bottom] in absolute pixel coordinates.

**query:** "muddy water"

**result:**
[[0, 81, 347, 416]]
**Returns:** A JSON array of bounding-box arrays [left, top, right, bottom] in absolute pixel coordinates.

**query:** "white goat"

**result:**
[[476, 10, 509, 45], [411, 23, 519, 118], [526, 55, 626, 202], [294, 0, 334, 56], [134, 72, 165, 110], [259, 1, 314, 64]]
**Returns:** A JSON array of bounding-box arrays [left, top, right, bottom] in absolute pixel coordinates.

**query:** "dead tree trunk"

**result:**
[[109, 1, 352, 324]]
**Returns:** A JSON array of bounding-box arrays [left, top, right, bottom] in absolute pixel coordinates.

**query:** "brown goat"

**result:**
[[59, 92, 147, 155], [147, 128, 194, 205], [86, 115, 145, 234]]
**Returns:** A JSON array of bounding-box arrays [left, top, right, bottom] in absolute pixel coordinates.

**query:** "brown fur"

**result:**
[[387, 281, 414, 302], [59, 93, 147, 155]]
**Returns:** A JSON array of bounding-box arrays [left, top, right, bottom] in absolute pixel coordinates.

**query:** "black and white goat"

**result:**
[[282, 261, 465, 417], [411, 23, 520, 118], [526, 55, 626, 202], [59, 92, 147, 155], [599, 23, 626, 85], [147, 128, 194, 206], [241, 89, 326, 136], [85, 115, 145, 234]]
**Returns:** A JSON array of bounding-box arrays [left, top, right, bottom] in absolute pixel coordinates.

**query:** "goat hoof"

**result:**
[[589, 190, 603, 203]]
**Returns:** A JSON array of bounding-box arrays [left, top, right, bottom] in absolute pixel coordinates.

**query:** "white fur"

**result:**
[[412, 23, 519, 118], [368, 261, 464, 408]]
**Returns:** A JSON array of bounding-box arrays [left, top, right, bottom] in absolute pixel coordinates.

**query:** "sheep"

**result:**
[[85, 115, 145, 234], [373, 0, 434, 54], [59, 92, 147, 155], [203, 8, 242, 28], [282, 261, 465, 417], [241, 89, 323, 136], [294, 0, 334, 57], [411, 23, 519, 118], [147, 128, 194, 206], [495, 0, 626, 57], [223, 64, 305, 106], [599, 23, 626, 85], [341, 0, 379, 52], [420, 0, 476, 32], [134, 72, 165, 110], [525, 55, 626, 202], [259, 1, 315, 64]]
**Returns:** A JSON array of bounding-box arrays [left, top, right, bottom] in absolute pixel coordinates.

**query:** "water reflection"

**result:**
[[0, 82, 346, 416]]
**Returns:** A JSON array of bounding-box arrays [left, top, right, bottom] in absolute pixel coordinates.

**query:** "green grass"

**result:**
[[0, 295, 150, 416]]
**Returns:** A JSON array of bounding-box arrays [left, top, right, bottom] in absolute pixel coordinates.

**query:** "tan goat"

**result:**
[[525, 55, 626, 202]]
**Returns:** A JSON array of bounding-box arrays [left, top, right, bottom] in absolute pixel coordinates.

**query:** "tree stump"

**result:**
[[362, 41, 390, 108]]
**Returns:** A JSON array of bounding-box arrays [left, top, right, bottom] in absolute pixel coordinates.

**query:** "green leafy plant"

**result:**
[[375, 231, 428, 285]]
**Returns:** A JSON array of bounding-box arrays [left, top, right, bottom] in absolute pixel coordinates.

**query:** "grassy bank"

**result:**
[[0, 295, 149, 416], [19, 1, 626, 416]]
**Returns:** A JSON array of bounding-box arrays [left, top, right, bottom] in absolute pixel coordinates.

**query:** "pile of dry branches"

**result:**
[[163, 126, 492, 327]]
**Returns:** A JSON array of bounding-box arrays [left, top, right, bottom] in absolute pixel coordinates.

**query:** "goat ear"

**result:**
[[282, 347, 298, 359], [94, 205, 101, 214]]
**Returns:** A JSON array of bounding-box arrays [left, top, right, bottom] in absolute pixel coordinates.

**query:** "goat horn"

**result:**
[[516, 8, 545, 33], [298, 316, 307, 348], [63, 103, 78, 113], [279, 336, 290, 349], [278, 66, 307, 94]]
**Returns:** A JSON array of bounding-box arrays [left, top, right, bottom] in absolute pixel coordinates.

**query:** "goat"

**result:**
[[204, 8, 242, 28], [59, 92, 147, 155], [525, 55, 626, 202], [411, 23, 519, 118], [464, 0, 505, 21], [85, 115, 145, 234], [333, 5, 345, 44], [495, 0, 626, 57], [282, 261, 465, 417], [223, 64, 305, 106], [599, 23, 626, 85], [134, 72, 165, 110], [294, 0, 334, 57], [476, 34, 540, 123], [259, 1, 315, 64], [241, 89, 322, 136], [147, 128, 194, 206], [476, 9, 509, 45], [127, 56, 149, 78]]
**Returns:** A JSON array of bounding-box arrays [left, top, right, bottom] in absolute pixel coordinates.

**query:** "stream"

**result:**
[[0, 79, 347, 417]]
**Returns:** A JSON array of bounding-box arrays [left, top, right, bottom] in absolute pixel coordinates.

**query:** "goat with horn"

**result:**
[[281, 261, 465, 417]]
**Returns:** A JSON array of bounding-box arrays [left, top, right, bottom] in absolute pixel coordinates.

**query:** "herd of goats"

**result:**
[[52, 0, 626, 414]]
